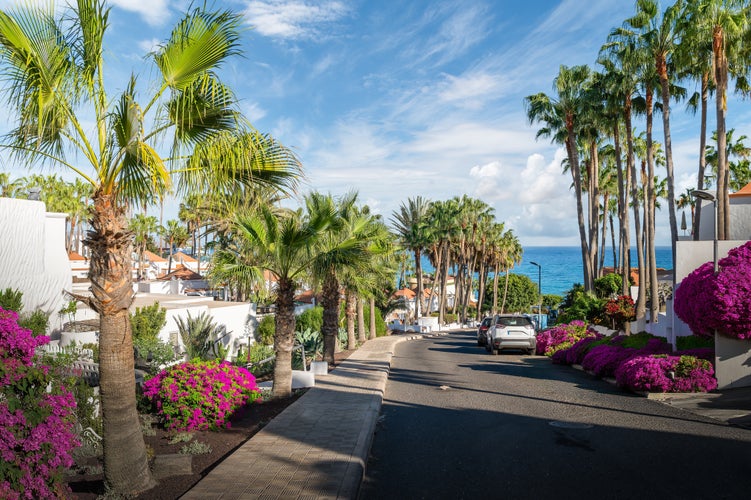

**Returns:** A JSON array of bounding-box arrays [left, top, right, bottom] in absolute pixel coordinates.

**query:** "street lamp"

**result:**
[[692, 190, 718, 275], [530, 261, 542, 330]]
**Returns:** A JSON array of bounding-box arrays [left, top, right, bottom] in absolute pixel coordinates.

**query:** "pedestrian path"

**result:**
[[182, 332, 447, 500]]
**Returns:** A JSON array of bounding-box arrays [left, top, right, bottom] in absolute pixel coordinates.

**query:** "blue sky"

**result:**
[[2, 0, 751, 247]]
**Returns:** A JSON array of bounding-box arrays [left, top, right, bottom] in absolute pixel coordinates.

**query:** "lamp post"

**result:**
[[530, 261, 542, 330], [692, 190, 718, 275]]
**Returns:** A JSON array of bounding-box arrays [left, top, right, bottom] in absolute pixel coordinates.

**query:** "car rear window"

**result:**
[[496, 317, 532, 327]]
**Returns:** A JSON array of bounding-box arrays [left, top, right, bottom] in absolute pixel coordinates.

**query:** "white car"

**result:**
[[485, 314, 536, 355]]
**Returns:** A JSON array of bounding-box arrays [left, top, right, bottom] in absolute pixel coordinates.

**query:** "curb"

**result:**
[[338, 331, 451, 499]]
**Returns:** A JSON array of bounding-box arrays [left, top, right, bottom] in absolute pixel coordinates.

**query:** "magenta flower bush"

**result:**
[[552, 335, 605, 366], [143, 360, 262, 431], [536, 320, 596, 356], [674, 240, 751, 339], [616, 355, 717, 393], [581, 339, 671, 378], [0, 308, 79, 499]]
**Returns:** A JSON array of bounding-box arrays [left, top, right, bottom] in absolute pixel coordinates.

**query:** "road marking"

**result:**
[[548, 421, 594, 429]]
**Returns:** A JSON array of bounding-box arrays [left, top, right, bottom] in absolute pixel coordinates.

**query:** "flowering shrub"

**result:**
[[536, 320, 595, 356], [0, 308, 79, 499], [616, 355, 717, 393], [604, 295, 636, 330], [143, 360, 262, 431], [552, 335, 606, 366], [674, 240, 751, 339], [581, 338, 671, 378]]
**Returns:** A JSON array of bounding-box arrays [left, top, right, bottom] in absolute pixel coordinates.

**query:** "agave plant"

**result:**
[[176, 311, 228, 361]]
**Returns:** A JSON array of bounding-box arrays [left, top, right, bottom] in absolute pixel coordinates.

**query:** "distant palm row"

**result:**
[[525, 0, 751, 327]]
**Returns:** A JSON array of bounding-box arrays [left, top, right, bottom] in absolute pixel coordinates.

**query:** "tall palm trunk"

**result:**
[[565, 116, 593, 291], [501, 269, 511, 314], [476, 260, 487, 320], [631, 160, 646, 321], [273, 277, 295, 398], [369, 297, 377, 340], [87, 192, 155, 494], [345, 290, 356, 349], [599, 192, 608, 274], [321, 273, 339, 363], [357, 297, 366, 343], [414, 248, 424, 317], [617, 111, 631, 299], [587, 142, 600, 280], [694, 72, 709, 240], [658, 54, 678, 275], [439, 246, 450, 324], [646, 86, 658, 324], [713, 26, 729, 239], [491, 262, 500, 315]]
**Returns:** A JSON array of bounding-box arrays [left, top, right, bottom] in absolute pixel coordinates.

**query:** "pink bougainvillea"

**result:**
[[536, 320, 597, 356], [615, 355, 717, 393], [143, 360, 262, 431], [0, 308, 79, 499], [674, 240, 751, 339]]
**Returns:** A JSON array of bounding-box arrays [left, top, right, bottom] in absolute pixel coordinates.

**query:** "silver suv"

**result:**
[[485, 314, 536, 355]]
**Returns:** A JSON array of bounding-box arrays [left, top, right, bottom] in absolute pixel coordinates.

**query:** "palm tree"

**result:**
[[526, 64, 596, 291], [219, 205, 332, 397], [626, 0, 684, 270], [391, 197, 430, 317], [179, 193, 205, 273], [693, 0, 748, 238], [162, 219, 190, 275], [705, 128, 751, 191], [0, 2, 300, 494], [130, 213, 159, 280]]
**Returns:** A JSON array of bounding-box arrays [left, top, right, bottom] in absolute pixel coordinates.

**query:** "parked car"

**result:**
[[477, 317, 493, 346], [485, 314, 536, 355]]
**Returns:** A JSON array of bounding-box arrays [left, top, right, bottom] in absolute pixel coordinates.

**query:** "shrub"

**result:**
[[243, 343, 275, 379], [0, 308, 79, 499], [581, 338, 671, 378], [0, 288, 23, 313], [133, 336, 178, 372], [594, 273, 622, 298], [536, 320, 594, 356], [176, 311, 227, 360], [131, 302, 167, 341], [556, 335, 606, 366], [556, 291, 606, 325], [296, 307, 323, 334], [674, 240, 751, 339], [142, 360, 261, 431], [18, 310, 49, 337], [618, 332, 666, 349], [615, 355, 717, 393], [676, 335, 714, 351], [295, 328, 322, 367], [603, 295, 635, 331], [256, 315, 275, 345]]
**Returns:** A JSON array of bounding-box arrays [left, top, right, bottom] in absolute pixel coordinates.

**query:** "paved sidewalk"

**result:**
[[182, 332, 446, 500]]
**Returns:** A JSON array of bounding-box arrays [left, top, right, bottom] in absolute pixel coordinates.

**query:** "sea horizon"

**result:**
[[416, 245, 673, 297]]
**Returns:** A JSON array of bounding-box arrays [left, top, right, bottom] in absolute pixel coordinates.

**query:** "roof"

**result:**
[[730, 181, 751, 198], [68, 251, 87, 261], [393, 288, 416, 299], [295, 289, 318, 304], [143, 250, 167, 262], [173, 251, 197, 263], [158, 264, 203, 281]]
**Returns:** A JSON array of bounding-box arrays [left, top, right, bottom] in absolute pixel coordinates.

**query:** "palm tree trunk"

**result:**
[[321, 273, 339, 363], [658, 58, 678, 277], [357, 296, 366, 343], [620, 101, 632, 300], [273, 277, 295, 398], [646, 85, 658, 324], [631, 162, 646, 322], [345, 290, 355, 348], [86, 192, 155, 495], [599, 193, 608, 274], [714, 27, 729, 240], [694, 72, 709, 240], [414, 248, 424, 317], [492, 262, 499, 315], [501, 269, 510, 314], [565, 119, 593, 291], [369, 297, 377, 339], [588, 142, 600, 280]]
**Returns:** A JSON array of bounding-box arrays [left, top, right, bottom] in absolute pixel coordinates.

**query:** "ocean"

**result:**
[[418, 246, 673, 297]]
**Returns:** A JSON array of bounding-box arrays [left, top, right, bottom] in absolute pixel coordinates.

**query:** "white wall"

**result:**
[[0, 198, 71, 331]]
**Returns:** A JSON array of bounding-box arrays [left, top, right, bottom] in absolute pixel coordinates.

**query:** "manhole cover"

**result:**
[[548, 421, 594, 429]]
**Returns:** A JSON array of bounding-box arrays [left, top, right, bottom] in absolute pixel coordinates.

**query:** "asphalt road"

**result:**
[[359, 331, 751, 500]]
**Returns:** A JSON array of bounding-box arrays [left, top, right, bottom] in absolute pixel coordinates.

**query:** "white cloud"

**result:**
[[245, 1, 348, 39], [110, 0, 171, 26], [244, 102, 268, 123], [137, 38, 161, 54]]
